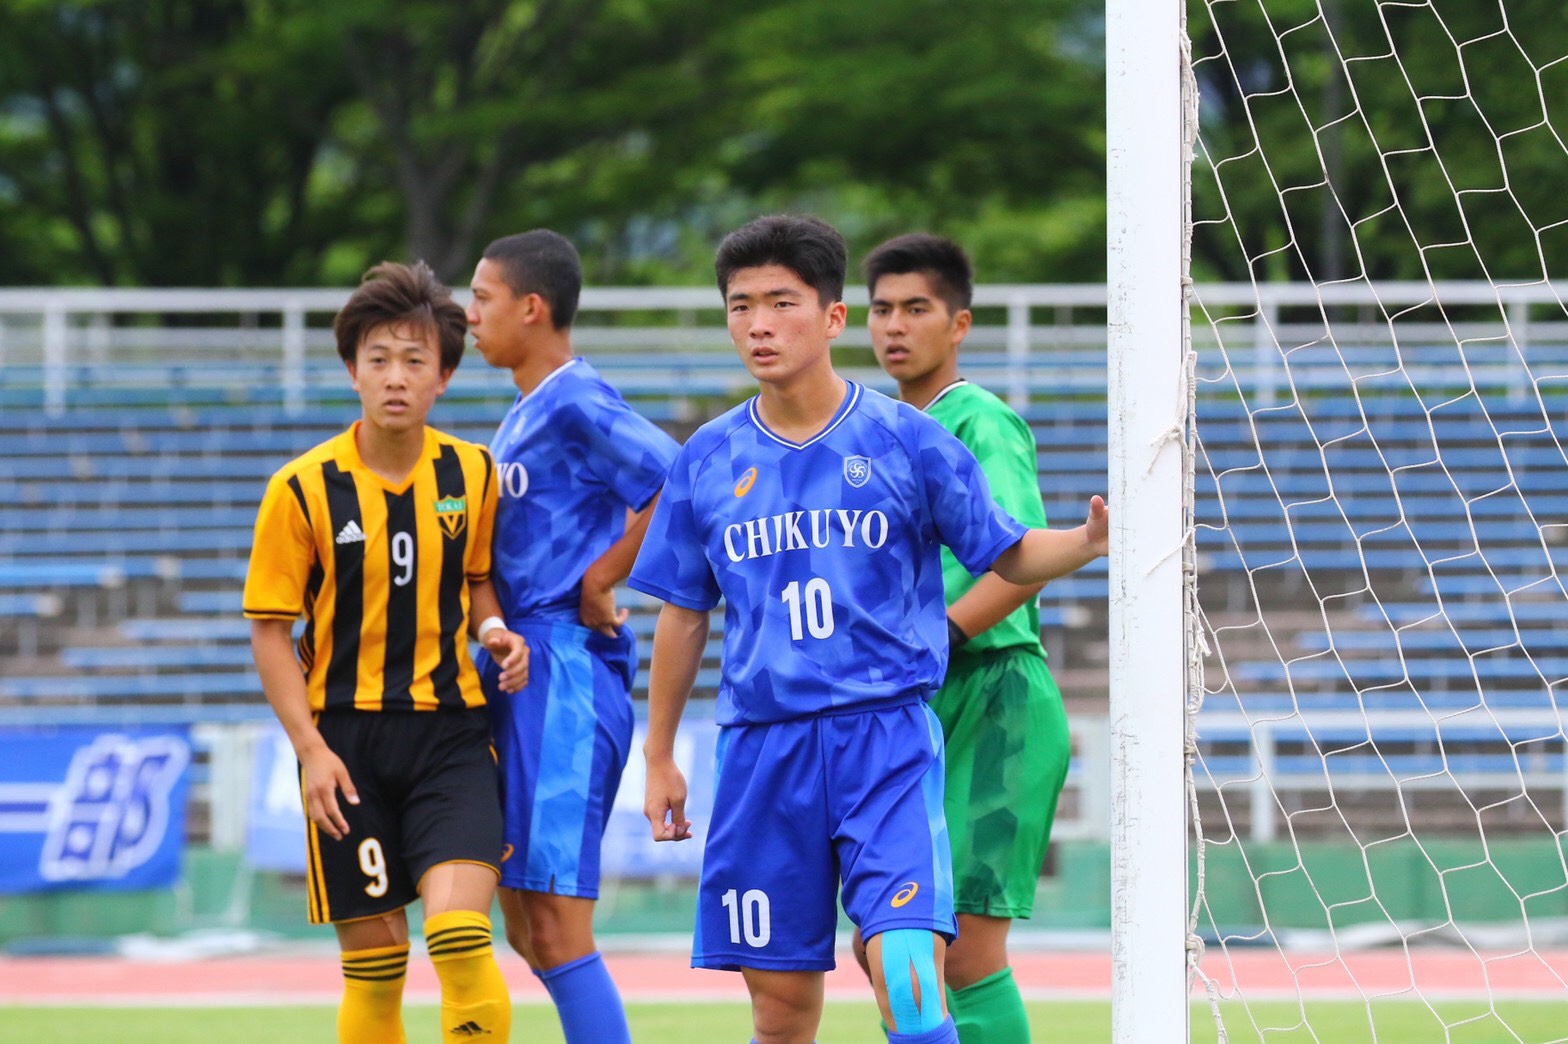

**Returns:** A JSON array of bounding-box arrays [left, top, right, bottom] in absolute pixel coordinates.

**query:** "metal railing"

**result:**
[[3, 281, 1563, 415]]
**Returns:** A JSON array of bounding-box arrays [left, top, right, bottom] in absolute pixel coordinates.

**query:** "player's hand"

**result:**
[[300, 743, 358, 841], [483, 629, 529, 692], [579, 580, 630, 637], [643, 755, 693, 842], [1085, 494, 1109, 557]]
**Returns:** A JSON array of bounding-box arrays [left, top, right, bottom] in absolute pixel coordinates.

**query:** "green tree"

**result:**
[[1190, 0, 1568, 285], [0, 0, 358, 285]]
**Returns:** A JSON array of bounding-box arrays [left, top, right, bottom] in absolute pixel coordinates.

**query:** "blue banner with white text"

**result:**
[[0, 726, 192, 893]]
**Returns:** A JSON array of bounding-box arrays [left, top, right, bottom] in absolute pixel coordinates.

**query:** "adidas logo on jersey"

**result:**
[[335, 520, 366, 545]]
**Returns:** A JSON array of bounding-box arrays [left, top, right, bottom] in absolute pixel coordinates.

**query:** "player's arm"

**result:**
[[580, 491, 662, 636], [249, 618, 358, 841], [642, 600, 706, 843], [947, 572, 1046, 646], [469, 578, 529, 692], [990, 495, 1109, 586]]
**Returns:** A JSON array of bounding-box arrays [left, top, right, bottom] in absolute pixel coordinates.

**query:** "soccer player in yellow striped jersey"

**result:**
[[858, 235, 1070, 1044], [245, 262, 527, 1044]]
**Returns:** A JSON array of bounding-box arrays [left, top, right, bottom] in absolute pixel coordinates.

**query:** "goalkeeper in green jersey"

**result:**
[[856, 233, 1072, 1044]]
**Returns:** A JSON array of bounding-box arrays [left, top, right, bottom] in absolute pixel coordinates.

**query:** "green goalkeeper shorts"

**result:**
[[929, 644, 1069, 919]]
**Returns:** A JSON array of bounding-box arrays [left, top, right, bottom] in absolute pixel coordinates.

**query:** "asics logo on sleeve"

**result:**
[[891, 882, 919, 908]]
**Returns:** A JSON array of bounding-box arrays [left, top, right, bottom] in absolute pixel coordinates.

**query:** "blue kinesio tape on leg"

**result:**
[[877, 928, 944, 1033]]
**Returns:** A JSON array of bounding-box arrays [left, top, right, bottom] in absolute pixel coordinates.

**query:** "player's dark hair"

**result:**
[[481, 229, 582, 329], [333, 261, 467, 372], [862, 233, 974, 313], [715, 215, 846, 307]]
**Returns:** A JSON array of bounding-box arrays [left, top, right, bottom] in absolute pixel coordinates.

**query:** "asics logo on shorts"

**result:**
[[500, 844, 514, 863], [891, 881, 919, 908]]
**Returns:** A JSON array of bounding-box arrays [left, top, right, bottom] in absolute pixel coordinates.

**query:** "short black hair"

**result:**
[[481, 229, 582, 329], [862, 233, 974, 313], [333, 261, 467, 372], [714, 215, 846, 307]]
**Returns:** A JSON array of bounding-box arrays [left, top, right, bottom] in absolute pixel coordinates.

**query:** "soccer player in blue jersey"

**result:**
[[628, 215, 1108, 1044], [466, 229, 680, 1044]]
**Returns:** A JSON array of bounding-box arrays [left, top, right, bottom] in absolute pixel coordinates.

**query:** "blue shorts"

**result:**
[[693, 701, 956, 972], [478, 620, 636, 898]]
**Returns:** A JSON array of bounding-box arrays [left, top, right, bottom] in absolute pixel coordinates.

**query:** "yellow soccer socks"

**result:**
[[338, 942, 409, 1044], [425, 909, 512, 1042]]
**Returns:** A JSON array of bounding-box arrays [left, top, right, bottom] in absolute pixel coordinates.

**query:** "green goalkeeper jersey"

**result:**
[[925, 379, 1048, 656]]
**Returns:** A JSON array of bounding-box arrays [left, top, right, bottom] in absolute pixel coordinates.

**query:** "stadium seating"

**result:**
[[4, 329, 1567, 850]]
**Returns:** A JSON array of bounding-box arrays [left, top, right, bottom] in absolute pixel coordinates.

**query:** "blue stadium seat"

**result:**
[[1358, 600, 1565, 625], [62, 646, 257, 671], [0, 671, 262, 700]]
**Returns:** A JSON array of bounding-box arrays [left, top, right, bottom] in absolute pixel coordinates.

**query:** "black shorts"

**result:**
[[303, 709, 503, 925]]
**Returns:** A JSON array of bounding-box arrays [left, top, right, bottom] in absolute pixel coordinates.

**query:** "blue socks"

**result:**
[[887, 1015, 960, 1043], [535, 951, 630, 1044]]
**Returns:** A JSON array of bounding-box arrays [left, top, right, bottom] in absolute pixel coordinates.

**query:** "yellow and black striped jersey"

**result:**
[[243, 423, 497, 712]]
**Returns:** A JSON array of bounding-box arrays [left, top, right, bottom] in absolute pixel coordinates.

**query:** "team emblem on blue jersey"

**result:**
[[434, 495, 467, 539], [843, 455, 872, 488]]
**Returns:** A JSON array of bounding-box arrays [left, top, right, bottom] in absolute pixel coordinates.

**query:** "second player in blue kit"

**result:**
[[629, 215, 1109, 1044], [466, 230, 679, 1044]]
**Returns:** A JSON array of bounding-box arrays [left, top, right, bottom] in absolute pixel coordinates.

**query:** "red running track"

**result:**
[[1, 947, 1565, 1006]]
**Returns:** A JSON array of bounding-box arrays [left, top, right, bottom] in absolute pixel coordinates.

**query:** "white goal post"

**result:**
[[1110, 1, 1568, 1041], [1106, 0, 1194, 1041]]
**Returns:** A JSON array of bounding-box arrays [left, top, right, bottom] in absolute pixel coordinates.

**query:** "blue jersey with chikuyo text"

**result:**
[[627, 382, 1026, 726], [489, 358, 679, 624]]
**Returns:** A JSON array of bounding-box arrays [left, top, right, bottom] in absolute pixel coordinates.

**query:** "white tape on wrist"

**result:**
[[476, 616, 506, 642]]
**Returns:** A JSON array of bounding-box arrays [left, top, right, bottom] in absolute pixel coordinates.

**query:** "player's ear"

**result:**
[[523, 292, 551, 327], [951, 308, 973, 343], [826, 300, 848, 339], [345, 359, 359, 392]]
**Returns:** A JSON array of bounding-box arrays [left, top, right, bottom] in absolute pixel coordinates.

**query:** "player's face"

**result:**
[[868, 271, 970, 385], [466, 258, 530, 369], [725, 264, 847, 387], [348, 322, 450, 435]]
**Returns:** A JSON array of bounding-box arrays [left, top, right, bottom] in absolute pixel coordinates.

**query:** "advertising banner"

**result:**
[[0, 726, 192, 893]]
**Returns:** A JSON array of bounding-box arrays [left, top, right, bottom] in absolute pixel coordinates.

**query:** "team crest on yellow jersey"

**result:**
[[434, 496, 467, 539]]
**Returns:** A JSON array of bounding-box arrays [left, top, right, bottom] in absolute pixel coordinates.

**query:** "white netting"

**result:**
[[1185, 0, 1568, 1038]]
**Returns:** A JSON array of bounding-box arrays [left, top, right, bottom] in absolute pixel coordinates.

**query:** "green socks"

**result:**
[[947, 968, 1030, 1044]]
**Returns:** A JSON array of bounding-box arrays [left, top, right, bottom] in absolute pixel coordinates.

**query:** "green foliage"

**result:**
[[0, 0, 359, 285], [0, 0, 1105, 286], [1190, 0, 1568, 283], [2, 0, 1562, 288]]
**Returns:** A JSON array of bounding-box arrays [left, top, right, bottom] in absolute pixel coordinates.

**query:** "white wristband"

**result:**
[[476, 616, 506, 642]]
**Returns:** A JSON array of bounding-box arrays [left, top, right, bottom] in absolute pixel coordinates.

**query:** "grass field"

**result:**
[[3, 1000, 1566, 1043]]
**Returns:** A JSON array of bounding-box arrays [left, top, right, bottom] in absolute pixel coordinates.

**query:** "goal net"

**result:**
[[1182, 0, 1568, 1039]]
